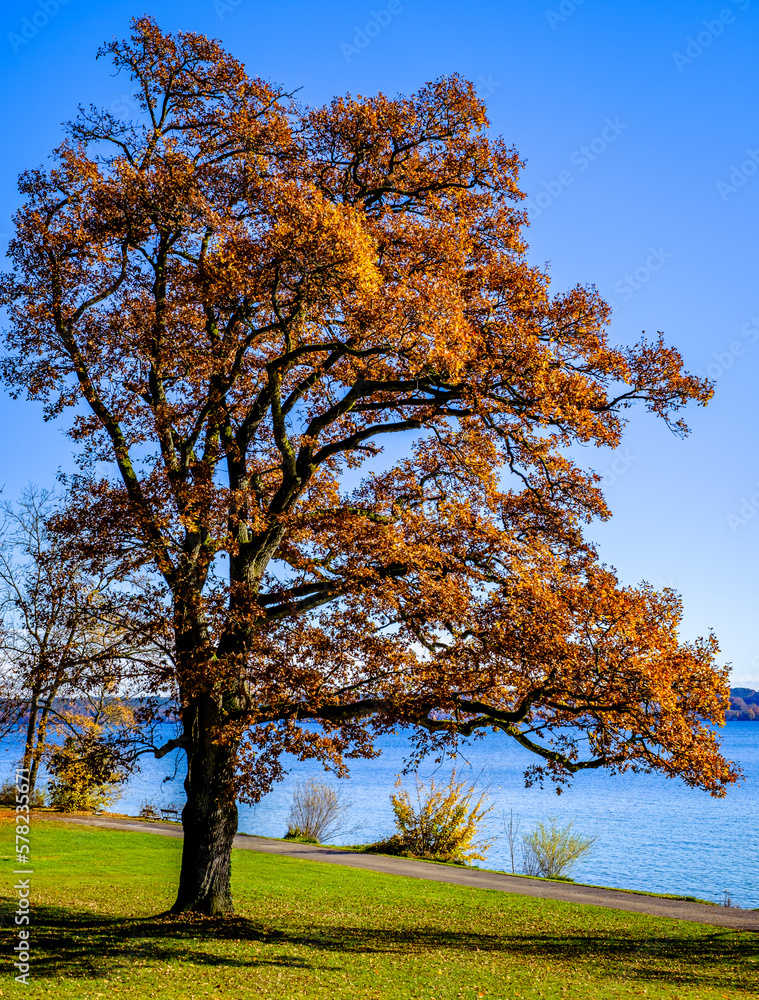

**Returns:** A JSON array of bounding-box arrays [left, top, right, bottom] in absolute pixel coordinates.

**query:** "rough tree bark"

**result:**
[[172, 694, 239, 916]]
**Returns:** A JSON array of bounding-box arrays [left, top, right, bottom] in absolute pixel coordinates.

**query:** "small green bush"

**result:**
[[0, 778, 46, 807], [522, 817, 595, 878], [284, 826, 319, 844]]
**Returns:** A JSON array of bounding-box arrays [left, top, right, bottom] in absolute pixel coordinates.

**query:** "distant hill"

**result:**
[[727, 688, 759, 721]]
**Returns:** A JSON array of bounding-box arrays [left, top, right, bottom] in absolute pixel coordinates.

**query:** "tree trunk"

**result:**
[[29, 692, 55, 797], [22, 689, 39, 786], [171, 693, 239, 916]]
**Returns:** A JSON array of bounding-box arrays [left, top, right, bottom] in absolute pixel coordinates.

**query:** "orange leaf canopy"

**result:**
[[1, 17, 737, 801]]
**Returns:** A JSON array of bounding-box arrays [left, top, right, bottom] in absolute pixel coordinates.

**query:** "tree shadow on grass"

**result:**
[[7, 905, 316, 980], [12, 902, 759, 992]]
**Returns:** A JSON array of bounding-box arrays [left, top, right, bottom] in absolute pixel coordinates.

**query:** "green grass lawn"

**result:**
[[1, 815, 756, 999]]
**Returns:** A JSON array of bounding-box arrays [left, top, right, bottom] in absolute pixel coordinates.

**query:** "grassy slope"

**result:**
[[1, 816, 756, 999]]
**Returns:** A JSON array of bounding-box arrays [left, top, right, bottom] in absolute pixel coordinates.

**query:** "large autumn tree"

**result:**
[[0, 18, 737, 915]]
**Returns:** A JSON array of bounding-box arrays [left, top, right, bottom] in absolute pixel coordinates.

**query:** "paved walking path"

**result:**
[[56, 814, 758, 932]]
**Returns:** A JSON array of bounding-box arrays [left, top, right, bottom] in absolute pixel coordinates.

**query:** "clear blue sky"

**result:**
[[1, 1, 758, 685]]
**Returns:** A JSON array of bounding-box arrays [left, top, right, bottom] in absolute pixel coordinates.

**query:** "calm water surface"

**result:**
[[3, 723, 757, 908]]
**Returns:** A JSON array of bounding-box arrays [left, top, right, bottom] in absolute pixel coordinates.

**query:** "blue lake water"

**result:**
[[3, 722, 757, 909]]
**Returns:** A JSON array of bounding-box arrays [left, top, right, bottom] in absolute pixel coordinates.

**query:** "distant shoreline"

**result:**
[[727, 687, 759, 721]]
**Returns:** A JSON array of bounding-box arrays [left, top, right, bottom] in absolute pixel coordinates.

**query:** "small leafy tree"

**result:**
[[0, 485, 169, 799], [387, 770, 493, 864], [284, 779, 348, 844], [47, 726, 129, 812], [522, 818, 595, 879]]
